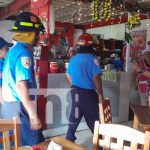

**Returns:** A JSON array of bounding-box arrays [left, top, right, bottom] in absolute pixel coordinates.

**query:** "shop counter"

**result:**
[[44, 71, 130, 137]]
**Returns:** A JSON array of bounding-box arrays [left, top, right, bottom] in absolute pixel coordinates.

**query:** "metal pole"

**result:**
[[125, 12, 131, 72]]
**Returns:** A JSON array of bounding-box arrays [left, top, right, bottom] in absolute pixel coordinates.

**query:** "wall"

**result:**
[[1, 19, 150, 47], [86, 19, 150, 45], [0, 20, 14, 42], [87, 23, 126, 40]]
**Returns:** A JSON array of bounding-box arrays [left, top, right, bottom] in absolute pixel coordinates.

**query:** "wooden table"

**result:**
[[36, 139, 50, 150], [131, 104, 150, 131], [36, 137, 87, 150]]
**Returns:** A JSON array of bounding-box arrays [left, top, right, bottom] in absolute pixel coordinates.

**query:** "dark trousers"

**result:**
[[66, 86, 99, 141], [1, 101, 45, 146], [19, 103, 45, 146]]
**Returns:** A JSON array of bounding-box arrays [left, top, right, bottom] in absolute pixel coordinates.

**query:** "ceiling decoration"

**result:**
[[0, 0, 150, 25], [52, 0, 150, 25], [101, 0, 112, 21], [52, 0, 126, 24]]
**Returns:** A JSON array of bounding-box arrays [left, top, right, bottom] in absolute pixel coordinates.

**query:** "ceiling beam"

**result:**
[[0, 0, 30, 20]]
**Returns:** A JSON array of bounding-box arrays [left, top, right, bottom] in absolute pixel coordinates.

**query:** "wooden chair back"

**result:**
[[0, 117, 20, 150], [99, 98, 112, 123], [93, 121, 150, 150]]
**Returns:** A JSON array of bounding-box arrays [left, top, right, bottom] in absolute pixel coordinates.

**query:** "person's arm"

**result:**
[[0, 86, 3, 104], [131, 61, 150, 78], [66, 73, 72, 84], [91, 57, 104, 102], [16, 80, 42, 130], [131, 62, 141, 89], [141, 70, 150, 78], [131, 69, 139, 89], [93, 74, 104, 102], [66, 60, 72, 85], [15, 53, 42, 130]]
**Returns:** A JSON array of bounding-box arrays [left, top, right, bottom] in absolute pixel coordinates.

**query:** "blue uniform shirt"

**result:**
[[2, 42, 36, 102], [67, 53, 102, 89], [0, 59, 4, 86]]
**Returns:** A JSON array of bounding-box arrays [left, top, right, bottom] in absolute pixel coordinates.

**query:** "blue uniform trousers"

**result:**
[[1, 101, 45, 146], [66, 86, 99, 142]]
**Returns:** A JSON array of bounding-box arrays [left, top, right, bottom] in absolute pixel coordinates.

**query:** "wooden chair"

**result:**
[[50, 136, 87, 150], [0, 117, 20, 150], [93, 121, 150, 150], [99, 98, 112, 124]]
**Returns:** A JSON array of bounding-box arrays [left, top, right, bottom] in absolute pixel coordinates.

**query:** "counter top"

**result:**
[[48, 71, 125, 83]]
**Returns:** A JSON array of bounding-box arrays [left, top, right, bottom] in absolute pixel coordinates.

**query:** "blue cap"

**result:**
[[0, 37, 13, 49]]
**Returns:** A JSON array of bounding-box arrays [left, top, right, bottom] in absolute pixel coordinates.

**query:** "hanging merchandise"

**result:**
[[103, 0, 112, 21], [127, 13, 141, 30], [92, 0, 100, 21], [50, 4, 55, 34]]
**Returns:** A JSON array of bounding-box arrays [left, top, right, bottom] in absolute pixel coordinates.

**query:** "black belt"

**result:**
[[71, 85, 95, 91]]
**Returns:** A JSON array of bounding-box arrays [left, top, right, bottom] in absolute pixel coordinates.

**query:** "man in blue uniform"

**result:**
[[1, 12, 45, 146], [66, 33, 104, 142], [0, 37, 13, 104], [0, 38, 12, 149]]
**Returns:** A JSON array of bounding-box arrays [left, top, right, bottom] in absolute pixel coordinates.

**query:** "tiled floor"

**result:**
[[60, 129, 93, 150], [51, 121, 133, 150]]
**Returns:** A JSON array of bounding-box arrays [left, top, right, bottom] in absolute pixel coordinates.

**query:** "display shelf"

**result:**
[[93, 50, 122, 59]]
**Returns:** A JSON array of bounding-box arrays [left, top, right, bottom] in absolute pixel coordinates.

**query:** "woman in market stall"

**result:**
[[131, 48, 150, 106]]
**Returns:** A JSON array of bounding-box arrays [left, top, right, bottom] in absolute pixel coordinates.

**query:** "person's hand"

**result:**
[[131, 62, 142, 72], [30, 117, 42, 130]]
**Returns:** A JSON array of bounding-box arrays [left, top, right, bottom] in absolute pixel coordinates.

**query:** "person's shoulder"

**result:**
[[70, 54, 79, 60], [89, 54, 98, 62], [10, 42, 25, 52], [16, 43, 32, 56], [92, 54, 98, 58], [69, 55, 76, 64]]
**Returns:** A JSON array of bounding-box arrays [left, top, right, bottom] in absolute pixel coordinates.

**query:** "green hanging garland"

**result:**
[[127, 13, 141, 30], [103, 0, 112, 21], [92, 0, 100, 21]]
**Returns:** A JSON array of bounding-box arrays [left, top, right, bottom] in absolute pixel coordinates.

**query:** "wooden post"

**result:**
[[148, 79, 150, 106], [133, 115, 139, 129]]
